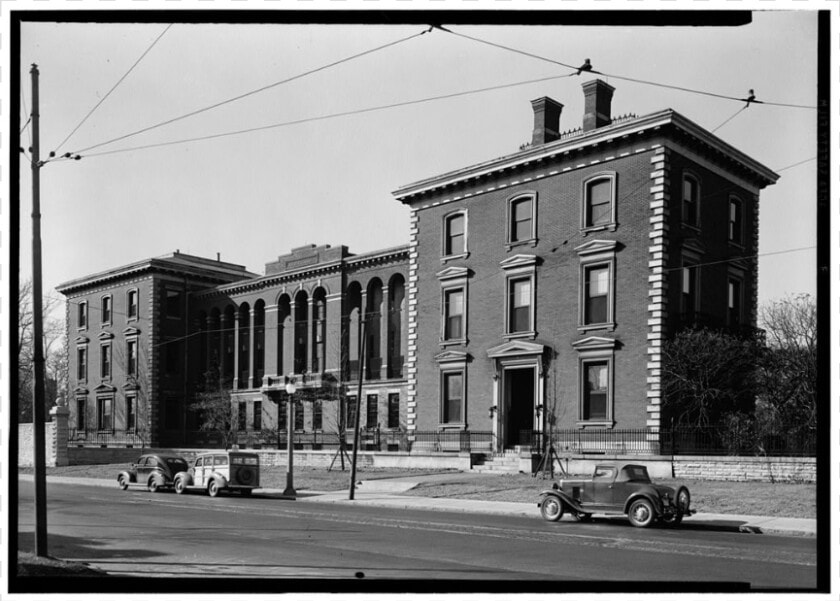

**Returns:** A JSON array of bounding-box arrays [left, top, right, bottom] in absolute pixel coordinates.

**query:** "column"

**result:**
[[219, 312, 228, 385], [380, 286, 390, 380], [306, 297, 315, 376], [248, 308, 257, 388], [233, 311, 241, 390], [264, 305, 279, 382]]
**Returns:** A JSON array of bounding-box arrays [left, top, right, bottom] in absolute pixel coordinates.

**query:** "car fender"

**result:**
[[210, 474, 228, 490], [538, 489, 583, 513], [117, 471, 134, 484], [174, 471, 193, 486], [624, 491, 664, 516]]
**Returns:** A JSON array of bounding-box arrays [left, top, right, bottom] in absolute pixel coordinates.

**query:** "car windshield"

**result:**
[[619, 466, 651, 483], [166, 458, 188, 471]]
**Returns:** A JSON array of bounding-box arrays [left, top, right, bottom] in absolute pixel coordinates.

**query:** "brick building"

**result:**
[[58, 79, 777, 456], [394, 80, 778, 453]]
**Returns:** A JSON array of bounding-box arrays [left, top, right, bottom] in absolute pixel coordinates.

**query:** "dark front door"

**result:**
[[504, 367, 535, 447]]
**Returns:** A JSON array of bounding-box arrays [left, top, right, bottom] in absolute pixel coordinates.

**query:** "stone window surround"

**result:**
[[581, 171, 618, 234]]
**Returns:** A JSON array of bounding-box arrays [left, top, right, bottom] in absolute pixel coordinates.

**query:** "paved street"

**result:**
[[16, 479, 817, 592]]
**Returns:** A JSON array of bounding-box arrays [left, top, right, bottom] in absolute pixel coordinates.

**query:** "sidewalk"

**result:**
[[21, 474, 816, 538]]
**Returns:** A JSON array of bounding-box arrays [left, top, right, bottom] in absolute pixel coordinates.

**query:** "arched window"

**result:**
[[346, 282, 363, 381], [293, 291, 309, 374], [508, 194, 536, 244], [387, 275, 405, 379], [366, 280, 383, 380], [443, 212, 467, 257], [254, 300, 265, 385], [222, 305, 236, 386], [237, 303, 250, 389], [582, 174, 617, 230]]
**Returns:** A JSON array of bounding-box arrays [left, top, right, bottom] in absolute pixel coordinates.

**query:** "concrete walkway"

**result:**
[[21, 474, 816, 537]]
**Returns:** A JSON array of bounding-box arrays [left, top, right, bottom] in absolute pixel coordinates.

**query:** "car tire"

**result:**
[[628, 498, 655, 528], [676, 487, 691, 514], [207, 479, 220, 498], [174, 477, 186, 495], [148, 478, 160, 493], [118, 475, 129, 491], [540, 496, 565, 522]]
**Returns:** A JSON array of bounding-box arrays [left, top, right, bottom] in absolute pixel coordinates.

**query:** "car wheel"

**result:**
[[118, 475, 129, 491], [574, 512, 593, 523], [628, 499, 655, 528], [148, 478, 160, 493], [676, 487, 691, 514], [540, 496, 565, 522], [174, 477, 186, 495], [207, 479, 220, 498]]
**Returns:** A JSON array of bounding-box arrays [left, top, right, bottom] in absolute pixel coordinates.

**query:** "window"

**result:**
[[443, 288, 465, 341], [294, 400, 304, 431], [313, 400, 323, 431], [76, 398, 86, 430], [387, 393, 400, 429], [728, 278, 743, 328], [443, 212, 466, 257], [278, 401, 287, 431], [101, 295, 112, 325], [729, 197, 743, 245], [682, 175, 700, 228], [165, 341, 180, 376], [346, 396, 357, 429], [441, 371, 464, 424], [508, 195, 535, 244], [583, 361, 609, 421], [366, 394, 378, 429], [253, 401, 262, 431], [507, 277, 532, 334], [77, 347, 87, 382], [165, 290, 182, 319], [127, 289, 138, 320], [126, 339, 138, 376], [78, 301, 87, 329], [164, 397, 181, 431], [238, 402, 247, 431], [97, 397, 113, 431], [584, 265, 610, 325], [126, 395, 136, 431], [100, 343, 111, 379], [582, 174, 617, 231], [681, 262, 698, 322]]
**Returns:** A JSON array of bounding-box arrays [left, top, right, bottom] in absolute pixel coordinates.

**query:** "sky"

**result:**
[[13, 8, 821, 316]]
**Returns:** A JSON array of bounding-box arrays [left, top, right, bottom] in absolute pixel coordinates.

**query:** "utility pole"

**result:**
[[348, 312, 366, 500], [29, 63, 49, 556]]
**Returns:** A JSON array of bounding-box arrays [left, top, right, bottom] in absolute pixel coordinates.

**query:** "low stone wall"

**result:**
[[672, 455, 816, 483], [18, 423, 57, 467]]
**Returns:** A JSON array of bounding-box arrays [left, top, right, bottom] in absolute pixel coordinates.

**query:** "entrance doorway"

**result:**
[[503, 367, 536, 448]]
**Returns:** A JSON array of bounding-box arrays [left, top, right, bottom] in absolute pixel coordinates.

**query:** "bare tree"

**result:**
[[18, 280, 65, 422], [758, 294, 817, 431], [190, 366, 238, 449]]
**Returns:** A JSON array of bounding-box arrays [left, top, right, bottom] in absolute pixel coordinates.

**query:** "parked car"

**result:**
[[537, 462, 693, 528], [173, 451, 260, 497], [117, 454, 189, 492]]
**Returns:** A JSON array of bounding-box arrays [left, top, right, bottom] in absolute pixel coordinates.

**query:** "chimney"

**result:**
[[582, 79, 615, 132], [530, 97, 564, 145]]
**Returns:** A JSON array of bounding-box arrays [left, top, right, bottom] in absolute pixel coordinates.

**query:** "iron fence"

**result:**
[[68, 429, 147, 447]]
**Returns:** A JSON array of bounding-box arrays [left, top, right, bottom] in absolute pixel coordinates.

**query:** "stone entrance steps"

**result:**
[[471, 451, 522, 474]]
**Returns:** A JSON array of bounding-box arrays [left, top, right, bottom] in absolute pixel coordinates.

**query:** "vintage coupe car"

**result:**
[[537, 462, 693, 528], [173, 451, 260, 497], [117, 454, 189, 492]]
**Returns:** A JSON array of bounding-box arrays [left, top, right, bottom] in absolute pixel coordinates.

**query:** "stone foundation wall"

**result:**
[[18, 423, 57, 467], [672, 455, 816, 483]]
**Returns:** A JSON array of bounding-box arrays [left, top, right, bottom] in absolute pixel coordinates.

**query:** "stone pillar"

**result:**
[[380, 287, 390, 380], [233, 311, 241, 389], [248, 308, 257, 389], [264, 305, 279, 384], [50, 395, 70, 467], [219, 312, 229, 384], [306, 297, 315, 376]]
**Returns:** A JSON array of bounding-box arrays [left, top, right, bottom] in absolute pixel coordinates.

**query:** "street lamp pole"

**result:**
[[283, 377, 296, 498]]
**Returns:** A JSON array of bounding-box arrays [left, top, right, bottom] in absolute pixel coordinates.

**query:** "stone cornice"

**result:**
[[393, 109, 779, 203]]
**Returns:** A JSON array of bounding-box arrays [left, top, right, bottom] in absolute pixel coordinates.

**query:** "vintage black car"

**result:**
[[117, 454, 189, 492], [537, 462, 693, 528]]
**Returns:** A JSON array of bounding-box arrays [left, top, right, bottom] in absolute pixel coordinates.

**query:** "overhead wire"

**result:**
[[711, 105, 749, 134], [53, 24, 173, 154], [68, 27, 433, 156]]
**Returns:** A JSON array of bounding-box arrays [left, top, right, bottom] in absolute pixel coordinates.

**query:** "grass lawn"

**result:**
[[19, 464, 816, 518]]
